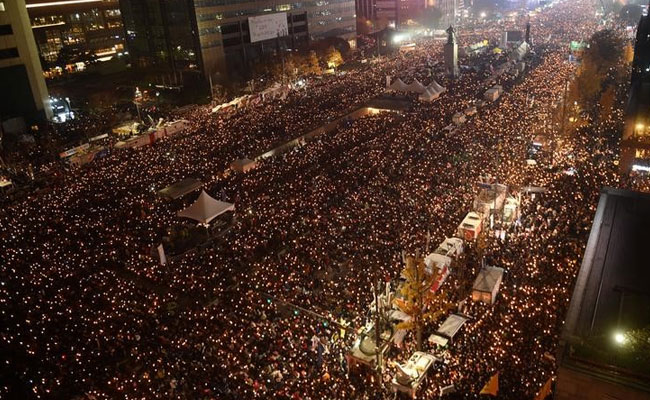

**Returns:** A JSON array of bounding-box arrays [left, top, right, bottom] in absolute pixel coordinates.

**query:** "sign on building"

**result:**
[[248, 13, 288, 43]]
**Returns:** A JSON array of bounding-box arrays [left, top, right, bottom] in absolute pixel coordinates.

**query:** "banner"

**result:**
[[248, 13, 288, 43], [479, 372, 499, 396]]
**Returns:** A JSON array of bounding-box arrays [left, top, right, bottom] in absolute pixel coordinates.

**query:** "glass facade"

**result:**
[[120, 0, 355, 80], [27, 0, 125, 72], [119, 0, 200, 74]]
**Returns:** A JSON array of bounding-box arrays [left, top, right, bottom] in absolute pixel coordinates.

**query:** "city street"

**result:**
[[0, 0, 643, 398]]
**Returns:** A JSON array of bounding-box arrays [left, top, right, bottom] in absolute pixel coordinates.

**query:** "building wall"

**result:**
[[120, 0, 200, 76], [194, 0, 354, 80], [121, 0, 354, 81], [194, 2, 310, 80], [0, 0, 52, 120]]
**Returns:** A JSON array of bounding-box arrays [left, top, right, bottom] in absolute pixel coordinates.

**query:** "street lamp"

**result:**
[[613, 331, 626, 345], [134, 87, 143, 122]]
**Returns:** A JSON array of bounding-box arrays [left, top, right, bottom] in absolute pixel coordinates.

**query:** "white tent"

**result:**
[[177, 190, 235, 224], [419, 88, 440, 102], [388, 78, 409, 92], [510, 41, 530, 61], [472, 266, 505, 304], [406, 79, 427, 94], [428, 80, 446, 94]]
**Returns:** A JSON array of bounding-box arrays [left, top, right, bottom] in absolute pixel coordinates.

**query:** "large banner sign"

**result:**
[[248, 13, 288, 43]]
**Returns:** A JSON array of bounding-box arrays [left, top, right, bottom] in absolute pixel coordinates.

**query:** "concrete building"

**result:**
[[26, 0, 126, 77], [556, 187, 650, 400], [0, 0, 52, 121], [621, 7, 650, 172], [120, 0, 356, 82]]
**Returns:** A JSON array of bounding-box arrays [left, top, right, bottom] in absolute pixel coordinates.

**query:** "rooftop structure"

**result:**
[[557, 187, 650, 400]]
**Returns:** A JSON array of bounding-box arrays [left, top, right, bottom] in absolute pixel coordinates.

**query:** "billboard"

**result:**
[[248, 13, 288, 43]]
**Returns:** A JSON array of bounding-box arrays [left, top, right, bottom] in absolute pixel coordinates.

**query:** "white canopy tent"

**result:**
[[419, 81, 446, 102], [406, 79, 427, 94], [510, 41, 530, 61], [177, 190, 235, 224], [388, 78, 409, 92], [428, 80, 446, 94], [419, 88, 440, 102]]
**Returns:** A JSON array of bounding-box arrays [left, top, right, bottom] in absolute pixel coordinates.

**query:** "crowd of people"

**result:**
[[0, 0, 641, 398]]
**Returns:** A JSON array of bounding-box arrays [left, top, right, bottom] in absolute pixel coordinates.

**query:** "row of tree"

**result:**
[[567, 29, 632, 124], [252, 46, 344, 82]]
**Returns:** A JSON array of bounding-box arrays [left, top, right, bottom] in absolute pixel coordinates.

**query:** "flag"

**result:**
[[479, 372, 499, 396], [534, 377, 553, 400]]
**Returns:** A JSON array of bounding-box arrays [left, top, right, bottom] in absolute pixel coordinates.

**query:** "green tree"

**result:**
[[304, 51, 322, 75], [624, 43, 634, 65], [599, 85, 616, 122], [584, 29, 624, 73], [325, 46, 344, 69], [394, 255, 451, 350], [357, 17, 374, 35]]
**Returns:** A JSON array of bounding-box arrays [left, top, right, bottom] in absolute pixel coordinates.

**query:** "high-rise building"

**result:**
[[621, 10, 650, 172], [119, 0, 201, 80], [25, 0, 126, 76], [0, 0, 52, 121], [120, 0, 356, 82], [357, 0, 425, 29], [439, 0, 457, 27]]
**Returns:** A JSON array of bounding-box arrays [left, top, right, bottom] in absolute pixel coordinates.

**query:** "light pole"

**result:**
[[134, 87, 143, 123]]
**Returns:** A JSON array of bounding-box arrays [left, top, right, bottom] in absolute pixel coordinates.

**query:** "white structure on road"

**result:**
[[472, 266, 505, 304], [177, 191, 235, 225], [392, 351, 437, 398], [457, 212, 483, 241]]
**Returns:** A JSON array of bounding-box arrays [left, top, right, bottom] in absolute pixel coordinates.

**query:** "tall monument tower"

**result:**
[[525, 19, 532, 45], [444, 26, 459, 78]]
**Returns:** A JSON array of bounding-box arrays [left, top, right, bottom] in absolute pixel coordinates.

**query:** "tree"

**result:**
[[584, 29, 624, 73], [599, 85, 616, 121], [619, 4, 643, 26], [394, 255, 451, 350], [357, 17, 374, 35], [304, 51, 322, 75], [623, 43, 634, 65], [375, 16, 390, 31], [571, 62, 602, 109], [325, 46, 343, 69]]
